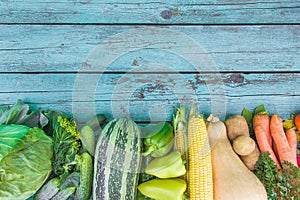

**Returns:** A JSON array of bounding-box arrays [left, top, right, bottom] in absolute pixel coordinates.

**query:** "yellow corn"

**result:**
[[188, 108, 213, 200], [173, 106, 188, 183]]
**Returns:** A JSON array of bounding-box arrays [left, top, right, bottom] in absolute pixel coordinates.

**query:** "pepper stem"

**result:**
[[142, 145, 156, 156], [182, 193, 190, 200]]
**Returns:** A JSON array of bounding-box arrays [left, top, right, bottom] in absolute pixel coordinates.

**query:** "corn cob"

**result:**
[[173, 106, 189, 184], [174, 106, 188, 159], [188, 106, 213, 200]]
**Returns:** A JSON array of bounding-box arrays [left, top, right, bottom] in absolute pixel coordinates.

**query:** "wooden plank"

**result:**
[[0, 95, 298, 123], [1, 25, 299, 72], [1, 73, 299, 96], [1, 0, 299, 24], [0, 73, 299, 121]]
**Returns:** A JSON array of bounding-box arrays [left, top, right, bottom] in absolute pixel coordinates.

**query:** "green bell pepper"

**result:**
[[138, 178, 186, 200], [142, 122, 174, 158], [145, 151, 186, 178]]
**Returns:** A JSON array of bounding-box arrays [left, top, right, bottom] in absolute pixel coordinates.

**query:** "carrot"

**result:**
[[286, 128, 297, 163], [254, 126, 281, 168], [295, 114, 300, 131], [253, 114, 281, 168], [253, 114, 272, 146], [272, 140, 280, 165], [270, 114, 297, 167]]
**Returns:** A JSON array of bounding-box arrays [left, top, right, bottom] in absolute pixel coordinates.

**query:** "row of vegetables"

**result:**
[[0, 100, 299, 200], [136, 105, 300, 200]]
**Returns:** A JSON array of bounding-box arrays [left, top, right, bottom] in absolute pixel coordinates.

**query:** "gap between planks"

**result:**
[[0, 23, 300, 26], [1, 71, 300, 74]]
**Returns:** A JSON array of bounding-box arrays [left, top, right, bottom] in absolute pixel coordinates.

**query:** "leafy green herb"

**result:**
[[44, 111, 81, 182], [241, 108, 254, 136], [242, 108, 253, 125], [242, 104, 270, 138], [254, 152, 300, 200], [254, 104, 269, 115]]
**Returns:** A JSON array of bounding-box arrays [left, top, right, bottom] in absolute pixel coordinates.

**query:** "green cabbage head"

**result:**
[[0, 124, 53, 200]]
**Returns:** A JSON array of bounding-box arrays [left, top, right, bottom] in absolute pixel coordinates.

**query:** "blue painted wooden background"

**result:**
[[0, 1, 299, 122]]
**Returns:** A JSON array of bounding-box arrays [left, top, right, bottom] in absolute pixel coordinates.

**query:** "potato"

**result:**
[[225, 115, 249, 141], [225, 115, 260, 170], [233, 135, 256, 156], [232, 135, 260, 170], [240, 146, 260, 170]]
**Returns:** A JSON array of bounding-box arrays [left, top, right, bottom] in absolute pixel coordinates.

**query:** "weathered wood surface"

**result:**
[[2, 96, 298, 123], [1, 25, 299, 72], [1, 73, 299, 121], [0, 1, 299, 122], [1, 0, 299, 24]]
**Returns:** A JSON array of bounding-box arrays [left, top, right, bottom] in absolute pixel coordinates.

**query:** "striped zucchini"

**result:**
[[93, 118, 143, 200]]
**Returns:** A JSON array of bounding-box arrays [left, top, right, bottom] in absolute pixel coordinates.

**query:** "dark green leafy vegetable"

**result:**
[[253, 152, 300, 200], [241, 108, 253, 125], [0, 99, 48, 128], [0, 124, 53, 200], [44, 111, 81, 182]]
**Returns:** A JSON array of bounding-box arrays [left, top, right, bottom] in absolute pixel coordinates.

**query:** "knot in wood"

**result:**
[[160, 10, 172, 19]]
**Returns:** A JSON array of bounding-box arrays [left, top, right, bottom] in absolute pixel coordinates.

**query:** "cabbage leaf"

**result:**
[[0, 124, 53, 200], [0, 124, 30, 161]]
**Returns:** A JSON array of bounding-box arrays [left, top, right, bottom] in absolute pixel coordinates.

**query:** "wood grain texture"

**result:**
[[1, 94, 298, 122], [1, 25, 299, 72], [1, 73, 298, 96], [0, 0, 299, 24], [1, 1, 299, 123], [0, 73, 299, 121]]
